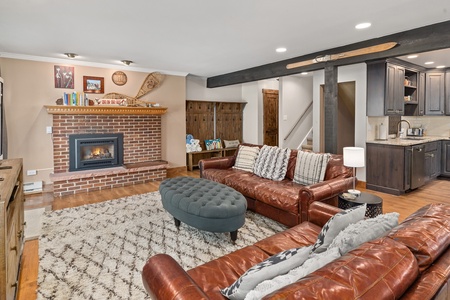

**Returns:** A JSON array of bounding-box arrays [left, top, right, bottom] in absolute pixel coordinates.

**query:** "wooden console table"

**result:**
[[187, 148, 237, 171]]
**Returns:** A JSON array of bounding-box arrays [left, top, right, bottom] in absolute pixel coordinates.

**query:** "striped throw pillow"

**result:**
[[233, 146, 260, 173], [293, 151, 330, 185]]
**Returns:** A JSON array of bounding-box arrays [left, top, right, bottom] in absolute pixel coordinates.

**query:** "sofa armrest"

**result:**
[[199, 156, 236, 178], [142, 253, 209, 300], [298, 177, 354, 223], [308, 202, 342, 227]]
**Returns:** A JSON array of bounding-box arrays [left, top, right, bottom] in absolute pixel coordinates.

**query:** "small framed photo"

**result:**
[[83, 76, 104, 94]]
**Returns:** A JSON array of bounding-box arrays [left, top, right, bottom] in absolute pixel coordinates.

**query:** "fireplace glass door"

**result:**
[[69, 133, 123, 171]]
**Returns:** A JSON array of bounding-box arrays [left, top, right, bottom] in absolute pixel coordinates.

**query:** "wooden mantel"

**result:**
[[44, 105, 168, 115]]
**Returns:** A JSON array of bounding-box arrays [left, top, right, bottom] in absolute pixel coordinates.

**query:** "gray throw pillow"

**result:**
[[311, 204, 366, 254], [329, 212, 399, 255], [220, 245, 312, 300]]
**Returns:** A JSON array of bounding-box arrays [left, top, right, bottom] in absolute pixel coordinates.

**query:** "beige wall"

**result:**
[[0, 58, 186, 184]]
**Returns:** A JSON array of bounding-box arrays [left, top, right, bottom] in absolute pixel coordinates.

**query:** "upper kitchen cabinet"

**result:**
[[367, 59, 424, 117], [446, 70, 450, 115], [425, 71, 445, 115]]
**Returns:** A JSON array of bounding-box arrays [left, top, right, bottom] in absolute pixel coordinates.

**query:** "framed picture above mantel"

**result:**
[[83, 76, 104, 94]]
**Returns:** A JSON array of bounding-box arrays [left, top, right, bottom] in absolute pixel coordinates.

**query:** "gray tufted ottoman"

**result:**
[[159, 177, 247, 242]]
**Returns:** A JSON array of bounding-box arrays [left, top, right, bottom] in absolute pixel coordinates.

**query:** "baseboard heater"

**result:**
[[23, 181, 43, 193]]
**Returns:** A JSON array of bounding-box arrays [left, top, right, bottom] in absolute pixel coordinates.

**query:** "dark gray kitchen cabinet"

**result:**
[[424, 141, 441, 181], [366, 143, 411, 195], [442, 141, 450, 176], [367, 59, 424, 117], [367, 61, 405, 116], [425, 72, 445, 115], [446, 70, 450, 115]]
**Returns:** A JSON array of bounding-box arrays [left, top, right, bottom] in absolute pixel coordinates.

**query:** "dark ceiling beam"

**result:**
[[207, 20, 450, 88]]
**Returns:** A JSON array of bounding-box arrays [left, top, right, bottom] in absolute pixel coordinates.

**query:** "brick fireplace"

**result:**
[[46, 106, 168, 197]]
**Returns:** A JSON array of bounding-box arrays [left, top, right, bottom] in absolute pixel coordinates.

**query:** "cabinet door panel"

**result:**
[[442, 141, 450, 176], [446, 71, 450, 115], [425, 72, 445, 115]]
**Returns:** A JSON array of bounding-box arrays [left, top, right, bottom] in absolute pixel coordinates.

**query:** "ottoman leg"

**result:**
[[230, 230, 238, 243], [174, 217, 181, 228]]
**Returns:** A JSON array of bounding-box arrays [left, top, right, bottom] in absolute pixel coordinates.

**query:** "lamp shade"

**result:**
[[343, 147, 365, 168]]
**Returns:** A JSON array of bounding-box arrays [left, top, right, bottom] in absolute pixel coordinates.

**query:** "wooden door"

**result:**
[[263, 89, 279, 146]]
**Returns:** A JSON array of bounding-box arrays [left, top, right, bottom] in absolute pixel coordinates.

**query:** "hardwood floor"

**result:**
[[17, 170, 450, 300]]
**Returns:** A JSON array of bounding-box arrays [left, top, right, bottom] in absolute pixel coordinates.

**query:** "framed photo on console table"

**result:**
[[83, 76, 104, 94]]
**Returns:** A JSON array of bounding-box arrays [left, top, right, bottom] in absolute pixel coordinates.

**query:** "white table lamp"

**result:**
[[343, 147, 365, 196]]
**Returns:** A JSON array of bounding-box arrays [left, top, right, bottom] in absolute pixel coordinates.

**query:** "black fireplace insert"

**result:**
[[69, 133, 124, 171]]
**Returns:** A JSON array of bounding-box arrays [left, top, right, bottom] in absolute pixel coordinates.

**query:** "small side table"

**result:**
[[338, 192, 383, 218]]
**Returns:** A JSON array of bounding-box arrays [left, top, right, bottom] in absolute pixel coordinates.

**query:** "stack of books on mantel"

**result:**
[[62, 92, 88, 106]]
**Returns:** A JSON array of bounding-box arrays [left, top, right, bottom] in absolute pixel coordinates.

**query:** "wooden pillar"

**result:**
[[324, 65, 338, 153]]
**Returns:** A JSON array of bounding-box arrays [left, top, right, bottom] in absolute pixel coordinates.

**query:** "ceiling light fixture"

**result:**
[[436, 65, 446, 69], [355, 22, 371, 29], [121, 60, 133, 66], [424, 61, 434, 65], [276, 47, 287, 53], [407, 55, 418, 59], [301, 72, 308, 75], [64, 53, 77, 58]]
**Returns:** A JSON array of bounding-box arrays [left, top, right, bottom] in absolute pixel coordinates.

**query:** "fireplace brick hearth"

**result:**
[[47, 109, 168, 197]]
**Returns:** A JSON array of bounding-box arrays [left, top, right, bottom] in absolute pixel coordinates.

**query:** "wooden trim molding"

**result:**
[[44, 105, 168, 115]]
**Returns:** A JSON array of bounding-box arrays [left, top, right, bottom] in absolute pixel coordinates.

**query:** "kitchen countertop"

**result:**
[[367, 136, 450, 146]]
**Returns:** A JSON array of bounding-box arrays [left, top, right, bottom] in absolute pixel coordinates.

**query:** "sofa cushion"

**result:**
[[220, 245, 312, 300], [252, 180, 302, 214], [311, 204, 366, 253], [267, 237, 419, 300], [329, 212, 399, 255], [245, 247, 341, 300], [293, 151, 330, 185], [223, 173, 265, 199], [233, 145, 260, 172], [387, 203, 450, 272], [253, 145, 291, 181]]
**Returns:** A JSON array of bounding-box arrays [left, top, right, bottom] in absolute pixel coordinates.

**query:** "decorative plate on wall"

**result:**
[[112, 71, 127, 86]]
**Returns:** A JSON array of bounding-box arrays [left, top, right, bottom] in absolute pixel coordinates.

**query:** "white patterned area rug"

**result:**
[[37, 192, 286, 299]]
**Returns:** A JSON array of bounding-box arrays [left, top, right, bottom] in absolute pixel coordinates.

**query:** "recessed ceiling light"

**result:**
[[64, 53, 77, 58], [355, 22, 371, 29], [301, 72, 308, 75], [436, 65, 446, 68], [424, 61, 434, 65], [276, 47, 287, 53], [407, 55, 418, 59]]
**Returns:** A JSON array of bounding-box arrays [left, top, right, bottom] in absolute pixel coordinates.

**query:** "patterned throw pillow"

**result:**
[[220, 246, 312, 300], [293, 151, 330, 185], [253, 145, 291, 181], [233, 146, 260, 173], [311, 204, 367, 254], [224, 140, 240, 148]]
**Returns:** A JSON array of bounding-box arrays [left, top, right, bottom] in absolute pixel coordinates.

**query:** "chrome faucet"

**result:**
[[397, 120, 411, 138]]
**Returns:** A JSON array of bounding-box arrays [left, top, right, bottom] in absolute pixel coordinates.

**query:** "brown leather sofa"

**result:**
[[199, 143, 354, 227], [142, 201, 450, 300]]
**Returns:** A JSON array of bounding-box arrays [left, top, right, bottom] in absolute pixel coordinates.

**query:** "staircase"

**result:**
[[301, 137, 313, 151]]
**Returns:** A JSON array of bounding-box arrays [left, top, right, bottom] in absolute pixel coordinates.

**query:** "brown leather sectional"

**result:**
[[142, 201, 450, 299], [199, 143, 354, 227]]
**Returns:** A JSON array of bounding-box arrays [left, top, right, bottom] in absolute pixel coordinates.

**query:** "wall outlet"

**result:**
[[46, 126, 52, 134], [27, 169, 37, 176]]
